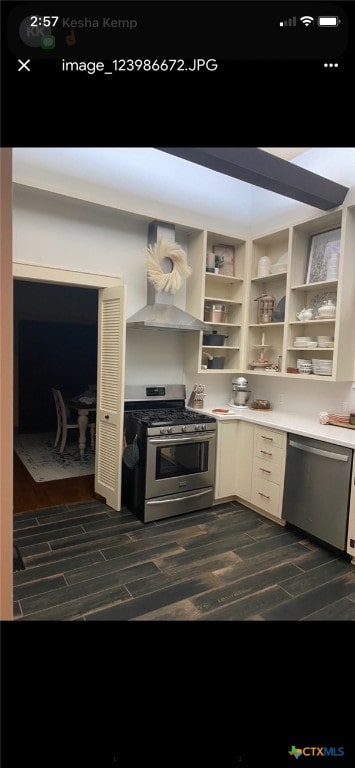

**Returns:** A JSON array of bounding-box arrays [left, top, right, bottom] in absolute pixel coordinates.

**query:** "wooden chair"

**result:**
[[51, 387, 95, 453]]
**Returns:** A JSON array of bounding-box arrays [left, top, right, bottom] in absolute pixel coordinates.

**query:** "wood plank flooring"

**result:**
[[13, 451, 96, 513], [13, 498, 355, 621]]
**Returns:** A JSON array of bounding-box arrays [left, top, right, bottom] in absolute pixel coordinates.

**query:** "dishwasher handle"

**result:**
[[289, 439, 349, 462]]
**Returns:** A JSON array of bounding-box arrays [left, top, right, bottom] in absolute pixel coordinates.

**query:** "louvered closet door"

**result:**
[[95, 285, 126, 510]]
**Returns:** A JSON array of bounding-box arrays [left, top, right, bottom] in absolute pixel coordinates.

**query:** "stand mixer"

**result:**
[[230, 377, 251, 408]]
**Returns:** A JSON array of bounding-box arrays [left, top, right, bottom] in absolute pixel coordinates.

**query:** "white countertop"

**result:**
[[188, 404, 355, 449]]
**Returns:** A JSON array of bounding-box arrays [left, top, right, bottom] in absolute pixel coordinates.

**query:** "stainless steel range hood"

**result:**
[[126, 221, 210, 332]]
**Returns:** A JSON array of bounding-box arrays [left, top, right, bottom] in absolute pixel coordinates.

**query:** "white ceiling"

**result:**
[[12, 147, 355, 232], [259, 148, 310, 160]]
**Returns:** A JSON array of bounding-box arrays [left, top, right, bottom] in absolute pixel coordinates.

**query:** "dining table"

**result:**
[[65, 395, 97, 457]]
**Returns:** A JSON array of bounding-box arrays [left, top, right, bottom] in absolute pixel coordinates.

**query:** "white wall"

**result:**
[[13, 155, 251, 237], [233, 374, 355, 416], [126, 330, 185, 386], [13, 185, 189, 385], [185, 371, 355, 417], [12, 172, 355, 414]]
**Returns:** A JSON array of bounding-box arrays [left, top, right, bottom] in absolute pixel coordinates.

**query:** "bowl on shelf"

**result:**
[[317, 335, 333, 346], [270, 263, 287, 275], [317, 300, 336, 319], [298, 362, 312, 374], [296, 358, 309, 368], [296, 309, 314, 321]]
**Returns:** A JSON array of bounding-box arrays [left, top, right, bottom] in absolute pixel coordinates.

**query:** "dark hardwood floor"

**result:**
[[13, 498, 355, 621], [13, 451, 95, 513]]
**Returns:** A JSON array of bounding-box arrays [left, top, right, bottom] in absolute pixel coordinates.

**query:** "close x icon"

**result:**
[[17, 57, 30, 70]]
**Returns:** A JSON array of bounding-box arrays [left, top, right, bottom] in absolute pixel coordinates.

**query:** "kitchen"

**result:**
[[3, 146, 355, 621]]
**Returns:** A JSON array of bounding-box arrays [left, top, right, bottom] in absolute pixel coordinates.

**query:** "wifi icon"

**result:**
[[300, 15, 314, 26]]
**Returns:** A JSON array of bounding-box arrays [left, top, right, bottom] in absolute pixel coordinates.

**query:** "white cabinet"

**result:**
[[235, 421, 254, 501], [214, 421, 239, 499], [285, 209, 343, 380], [184, 230, 247, 374], [214, 420, 287, 523], [184, 202, 355, 381], [243, 204, 355, 381], [250, 426, 286, 521], [214, 420, 253, 500]]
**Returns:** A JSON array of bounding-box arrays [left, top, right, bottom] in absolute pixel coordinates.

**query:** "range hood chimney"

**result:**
[[126, 221, 210, 332]]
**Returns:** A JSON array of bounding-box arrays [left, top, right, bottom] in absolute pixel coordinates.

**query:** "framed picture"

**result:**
[[213, 244, 235, 276], [306, 228, 341, 284]]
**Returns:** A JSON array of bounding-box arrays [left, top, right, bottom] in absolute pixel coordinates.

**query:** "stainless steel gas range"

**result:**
[[122, 385, 216, 523]]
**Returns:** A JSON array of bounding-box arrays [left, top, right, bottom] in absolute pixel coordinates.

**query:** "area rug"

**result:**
[[14, 433, 95, 483]]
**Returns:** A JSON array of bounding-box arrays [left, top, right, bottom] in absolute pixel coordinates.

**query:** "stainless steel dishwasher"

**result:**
[[282, 433, 353, 551]]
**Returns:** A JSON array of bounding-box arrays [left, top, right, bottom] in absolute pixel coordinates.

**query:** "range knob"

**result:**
[[181, 425, 187, 433]]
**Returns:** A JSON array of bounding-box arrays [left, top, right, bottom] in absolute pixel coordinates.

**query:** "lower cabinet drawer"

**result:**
[[253, 461, 282, 485], [251, 477, 281, 518], [254, 426, 286, 449], [254, 441, 284, 465]]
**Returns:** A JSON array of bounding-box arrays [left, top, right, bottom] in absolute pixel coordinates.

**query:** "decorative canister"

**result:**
[[257, 255, 271, 278], [204, 304, 228, 323], [206, 251, 216, 272], [317, 299, 336, 319]]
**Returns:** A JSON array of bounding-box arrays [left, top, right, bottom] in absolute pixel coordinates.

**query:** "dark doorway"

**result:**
[[18, 319, 98, 432], [13, 280, 98, 512], [14, 280, 98, 434]]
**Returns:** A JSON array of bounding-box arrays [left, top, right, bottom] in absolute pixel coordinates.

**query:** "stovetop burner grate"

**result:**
[[126, 407, 215, 427]]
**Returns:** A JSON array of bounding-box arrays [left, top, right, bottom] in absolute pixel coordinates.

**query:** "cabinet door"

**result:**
[[251, 477, 282, 518], [252, 427, 286, 520], [235, 421, 254, 501], [95, 284, 126, 511], [215, 421, 239, 499]]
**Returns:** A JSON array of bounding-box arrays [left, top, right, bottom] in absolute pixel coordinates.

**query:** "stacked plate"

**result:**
[[294, 336, 312, 347], [312, 359, 333, 376], [317, 335, 333, 347]]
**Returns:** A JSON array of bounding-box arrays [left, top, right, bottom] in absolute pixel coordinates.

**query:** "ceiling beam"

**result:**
[[155, 147, 348, 210]]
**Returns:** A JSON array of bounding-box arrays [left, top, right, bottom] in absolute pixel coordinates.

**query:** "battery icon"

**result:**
[[317, 16, 340, 27]]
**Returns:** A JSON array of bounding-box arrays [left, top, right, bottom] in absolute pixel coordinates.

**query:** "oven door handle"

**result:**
[[146, 488, 213, 506], [149, 434, 215, 446]]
